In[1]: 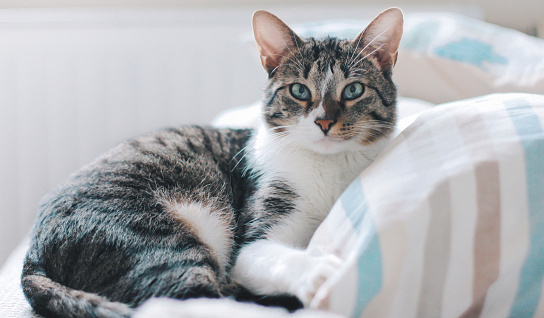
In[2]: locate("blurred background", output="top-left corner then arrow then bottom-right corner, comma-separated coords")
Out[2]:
0,0 -> 543,266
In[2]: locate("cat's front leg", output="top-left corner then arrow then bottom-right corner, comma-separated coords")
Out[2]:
231,239 -> 341,307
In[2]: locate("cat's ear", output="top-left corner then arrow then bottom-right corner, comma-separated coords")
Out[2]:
352,8 -> 403,71
252,10 -> 303,74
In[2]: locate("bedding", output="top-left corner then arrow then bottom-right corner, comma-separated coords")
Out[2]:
309,93 -> 544,317
0,240 -> 34,318
395,14 -> 544,103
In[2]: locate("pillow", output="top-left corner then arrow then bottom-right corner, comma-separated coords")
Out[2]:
309,93 -> 544,317
264,13 -> 544,104
395,14 -> 544,103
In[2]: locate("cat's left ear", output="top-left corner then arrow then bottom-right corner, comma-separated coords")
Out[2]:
253,10 -> 304,74
352,8 -> 403,71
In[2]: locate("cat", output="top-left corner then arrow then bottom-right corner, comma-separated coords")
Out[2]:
21,8 -> 403,318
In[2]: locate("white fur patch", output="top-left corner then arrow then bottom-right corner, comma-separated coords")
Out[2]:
231,239 -> 342,307
157,197 -> 233,276
134,297 -> 342,318
248,123 -> 391,247
234,120 -> 392,304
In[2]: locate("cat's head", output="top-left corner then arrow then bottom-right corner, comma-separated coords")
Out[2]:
253,8 -> 403,155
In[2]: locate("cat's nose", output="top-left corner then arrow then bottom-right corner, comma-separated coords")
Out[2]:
314,119 -> 336,134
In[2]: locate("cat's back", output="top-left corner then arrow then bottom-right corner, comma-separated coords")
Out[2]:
23,126 -> 254,312
37,126 -> 253,226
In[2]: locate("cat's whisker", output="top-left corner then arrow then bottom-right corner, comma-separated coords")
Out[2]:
268,132 -> 291,142
292,35 -> 307,74
274,137 -> 297,162
356,123 -> 396,131
259,132 -> 298,163
353,119 -> 396,127
277,36 -> 306,74
359,127 -> 389,140
232,144 -> 250,161
268,53 -> 305,74
268,125 -> 295,132
347,28 -> 389,69
351,43 -> 386,68
283,138 -> 299,158
231,144 -> 252,172
332,120 -> 395,142
270,62 -> 295,74
346,30 -> 365,70
347,27 -> 390,69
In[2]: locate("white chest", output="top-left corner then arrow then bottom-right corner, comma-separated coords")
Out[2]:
249,125 -> 388,247
286,150 -> 363,216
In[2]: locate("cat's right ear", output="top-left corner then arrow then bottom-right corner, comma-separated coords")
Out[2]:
252,11 -> 303,74
352,8 -> 403,71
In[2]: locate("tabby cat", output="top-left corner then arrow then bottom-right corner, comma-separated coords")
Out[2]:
22,8 -> 403,318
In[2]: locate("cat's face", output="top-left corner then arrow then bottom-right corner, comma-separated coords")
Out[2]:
253,9 -> 403,154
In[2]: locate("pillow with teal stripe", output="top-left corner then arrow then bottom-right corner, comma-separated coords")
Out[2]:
307,93 -> 544,317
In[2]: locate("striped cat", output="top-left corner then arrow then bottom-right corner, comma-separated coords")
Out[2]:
22,8 -> 403,318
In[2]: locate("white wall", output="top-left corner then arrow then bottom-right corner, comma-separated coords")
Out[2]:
0,0 -> 542,34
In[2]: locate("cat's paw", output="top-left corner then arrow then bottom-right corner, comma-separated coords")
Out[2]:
231,240 -> 342,308
289,251 -> 342,307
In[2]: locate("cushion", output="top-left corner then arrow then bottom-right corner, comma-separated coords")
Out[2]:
309,93 -> 544,317
395,14 -> 544,103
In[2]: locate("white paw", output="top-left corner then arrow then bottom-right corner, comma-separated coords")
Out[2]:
289,251 -> 342,307
231,240 -> 343,307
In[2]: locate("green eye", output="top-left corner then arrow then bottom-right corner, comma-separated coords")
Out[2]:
342,82 -> 365,100
290,83 -> 311,101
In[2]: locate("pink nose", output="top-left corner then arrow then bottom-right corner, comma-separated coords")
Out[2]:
314,119 -> 336,132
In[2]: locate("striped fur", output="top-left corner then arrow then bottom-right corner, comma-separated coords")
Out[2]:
23,127 -> 254,317
22,8 -> 403,317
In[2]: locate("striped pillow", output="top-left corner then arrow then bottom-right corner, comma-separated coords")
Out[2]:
309,93 -> 544,317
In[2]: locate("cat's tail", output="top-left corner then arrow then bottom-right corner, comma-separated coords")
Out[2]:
22,259 -> 133,318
